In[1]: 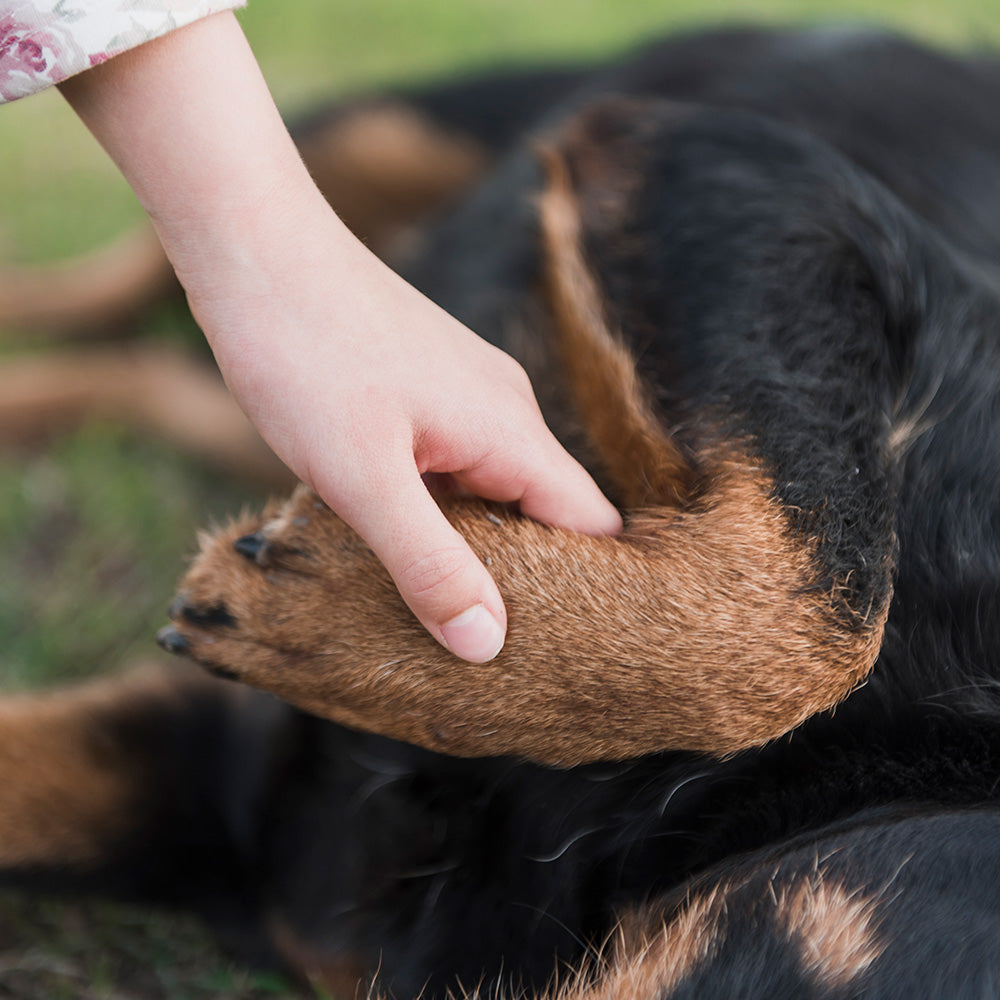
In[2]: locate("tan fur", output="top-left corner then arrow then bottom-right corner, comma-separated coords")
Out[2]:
0,665 -> 196,867
553,870 -> 884,1000
0,344 -> 291,488
536,144 -> 693,508
169,464 -> 885,765
581,888 -> 728,1000
297,104 -> 490,254
778,875 -> 885,988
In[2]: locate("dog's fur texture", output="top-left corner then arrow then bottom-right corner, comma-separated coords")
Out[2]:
7,25 -> 1000,998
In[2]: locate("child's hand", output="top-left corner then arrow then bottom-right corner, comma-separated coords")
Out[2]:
60,10 -> 621,663
187,197 -> 621,662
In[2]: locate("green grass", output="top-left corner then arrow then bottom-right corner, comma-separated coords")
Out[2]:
0,424 -> 248,690
0,891 -> 302,999
2,0 -> 1000,994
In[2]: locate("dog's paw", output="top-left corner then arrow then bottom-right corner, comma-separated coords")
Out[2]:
157,482 -> 655,765
158,485 -> 501,753
158,485 -> 405,672
158,484 -> 615,763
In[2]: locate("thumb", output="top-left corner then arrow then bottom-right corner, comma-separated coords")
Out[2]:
327,461 -> 507,664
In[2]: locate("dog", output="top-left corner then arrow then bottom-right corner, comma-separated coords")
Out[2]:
5,25 -> 1000,998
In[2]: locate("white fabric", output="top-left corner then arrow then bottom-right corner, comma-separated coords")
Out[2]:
0,0 -> 245,102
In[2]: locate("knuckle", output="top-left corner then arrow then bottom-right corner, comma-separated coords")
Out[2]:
397,545 -> 474,603
504,359 -> 535,397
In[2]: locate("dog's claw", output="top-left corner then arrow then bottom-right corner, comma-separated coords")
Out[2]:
168,593 -> 236,629
234,532 -> 269,564
157,625 -> 191,655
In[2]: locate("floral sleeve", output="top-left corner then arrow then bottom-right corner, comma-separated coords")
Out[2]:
0,0 -> 246,103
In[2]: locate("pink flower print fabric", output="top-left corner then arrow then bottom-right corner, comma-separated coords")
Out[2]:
0,1 -> 246,103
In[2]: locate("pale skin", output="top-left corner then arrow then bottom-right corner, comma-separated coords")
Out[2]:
58,11 -> 622,663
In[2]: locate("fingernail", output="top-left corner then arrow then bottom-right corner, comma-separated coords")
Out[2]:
440,604 -> 505,663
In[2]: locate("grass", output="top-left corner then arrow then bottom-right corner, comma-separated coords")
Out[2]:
0,893 -> 300,1000
2,0 -> 999,995
0,891 -> 301,999
0,424 -> 248,690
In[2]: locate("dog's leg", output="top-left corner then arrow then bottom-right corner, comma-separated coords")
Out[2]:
159,464 -> 885,766
0,663 -> 290,901
0,662 -> 298,967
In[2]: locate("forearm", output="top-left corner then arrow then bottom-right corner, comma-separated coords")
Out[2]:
58,11 -> 345,292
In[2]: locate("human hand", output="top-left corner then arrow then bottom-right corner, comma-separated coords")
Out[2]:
60,11 -> 621,663
179,188 -> 622,662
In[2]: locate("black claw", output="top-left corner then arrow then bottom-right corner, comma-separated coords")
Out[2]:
157,625 -> 191,655
234,531 -> 269,563
168,595 -> 237,629
182,603 -> 237,628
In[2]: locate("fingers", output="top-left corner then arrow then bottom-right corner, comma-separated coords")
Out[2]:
316,415 -> 617,666
515,435 -> 623,535
444,354 -> 622,535
455,417 -> 623,537
324,459 -> 508,664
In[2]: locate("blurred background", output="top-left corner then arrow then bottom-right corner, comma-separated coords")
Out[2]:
2,0 -> 999,995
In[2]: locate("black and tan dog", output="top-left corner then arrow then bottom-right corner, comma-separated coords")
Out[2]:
5,26 -> 1000,998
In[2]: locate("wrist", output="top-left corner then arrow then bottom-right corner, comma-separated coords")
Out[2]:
167,176 -> 381,379
152,160 -> 344,295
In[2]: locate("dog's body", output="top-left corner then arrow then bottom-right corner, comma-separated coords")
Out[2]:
5,26 -> 1000,998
